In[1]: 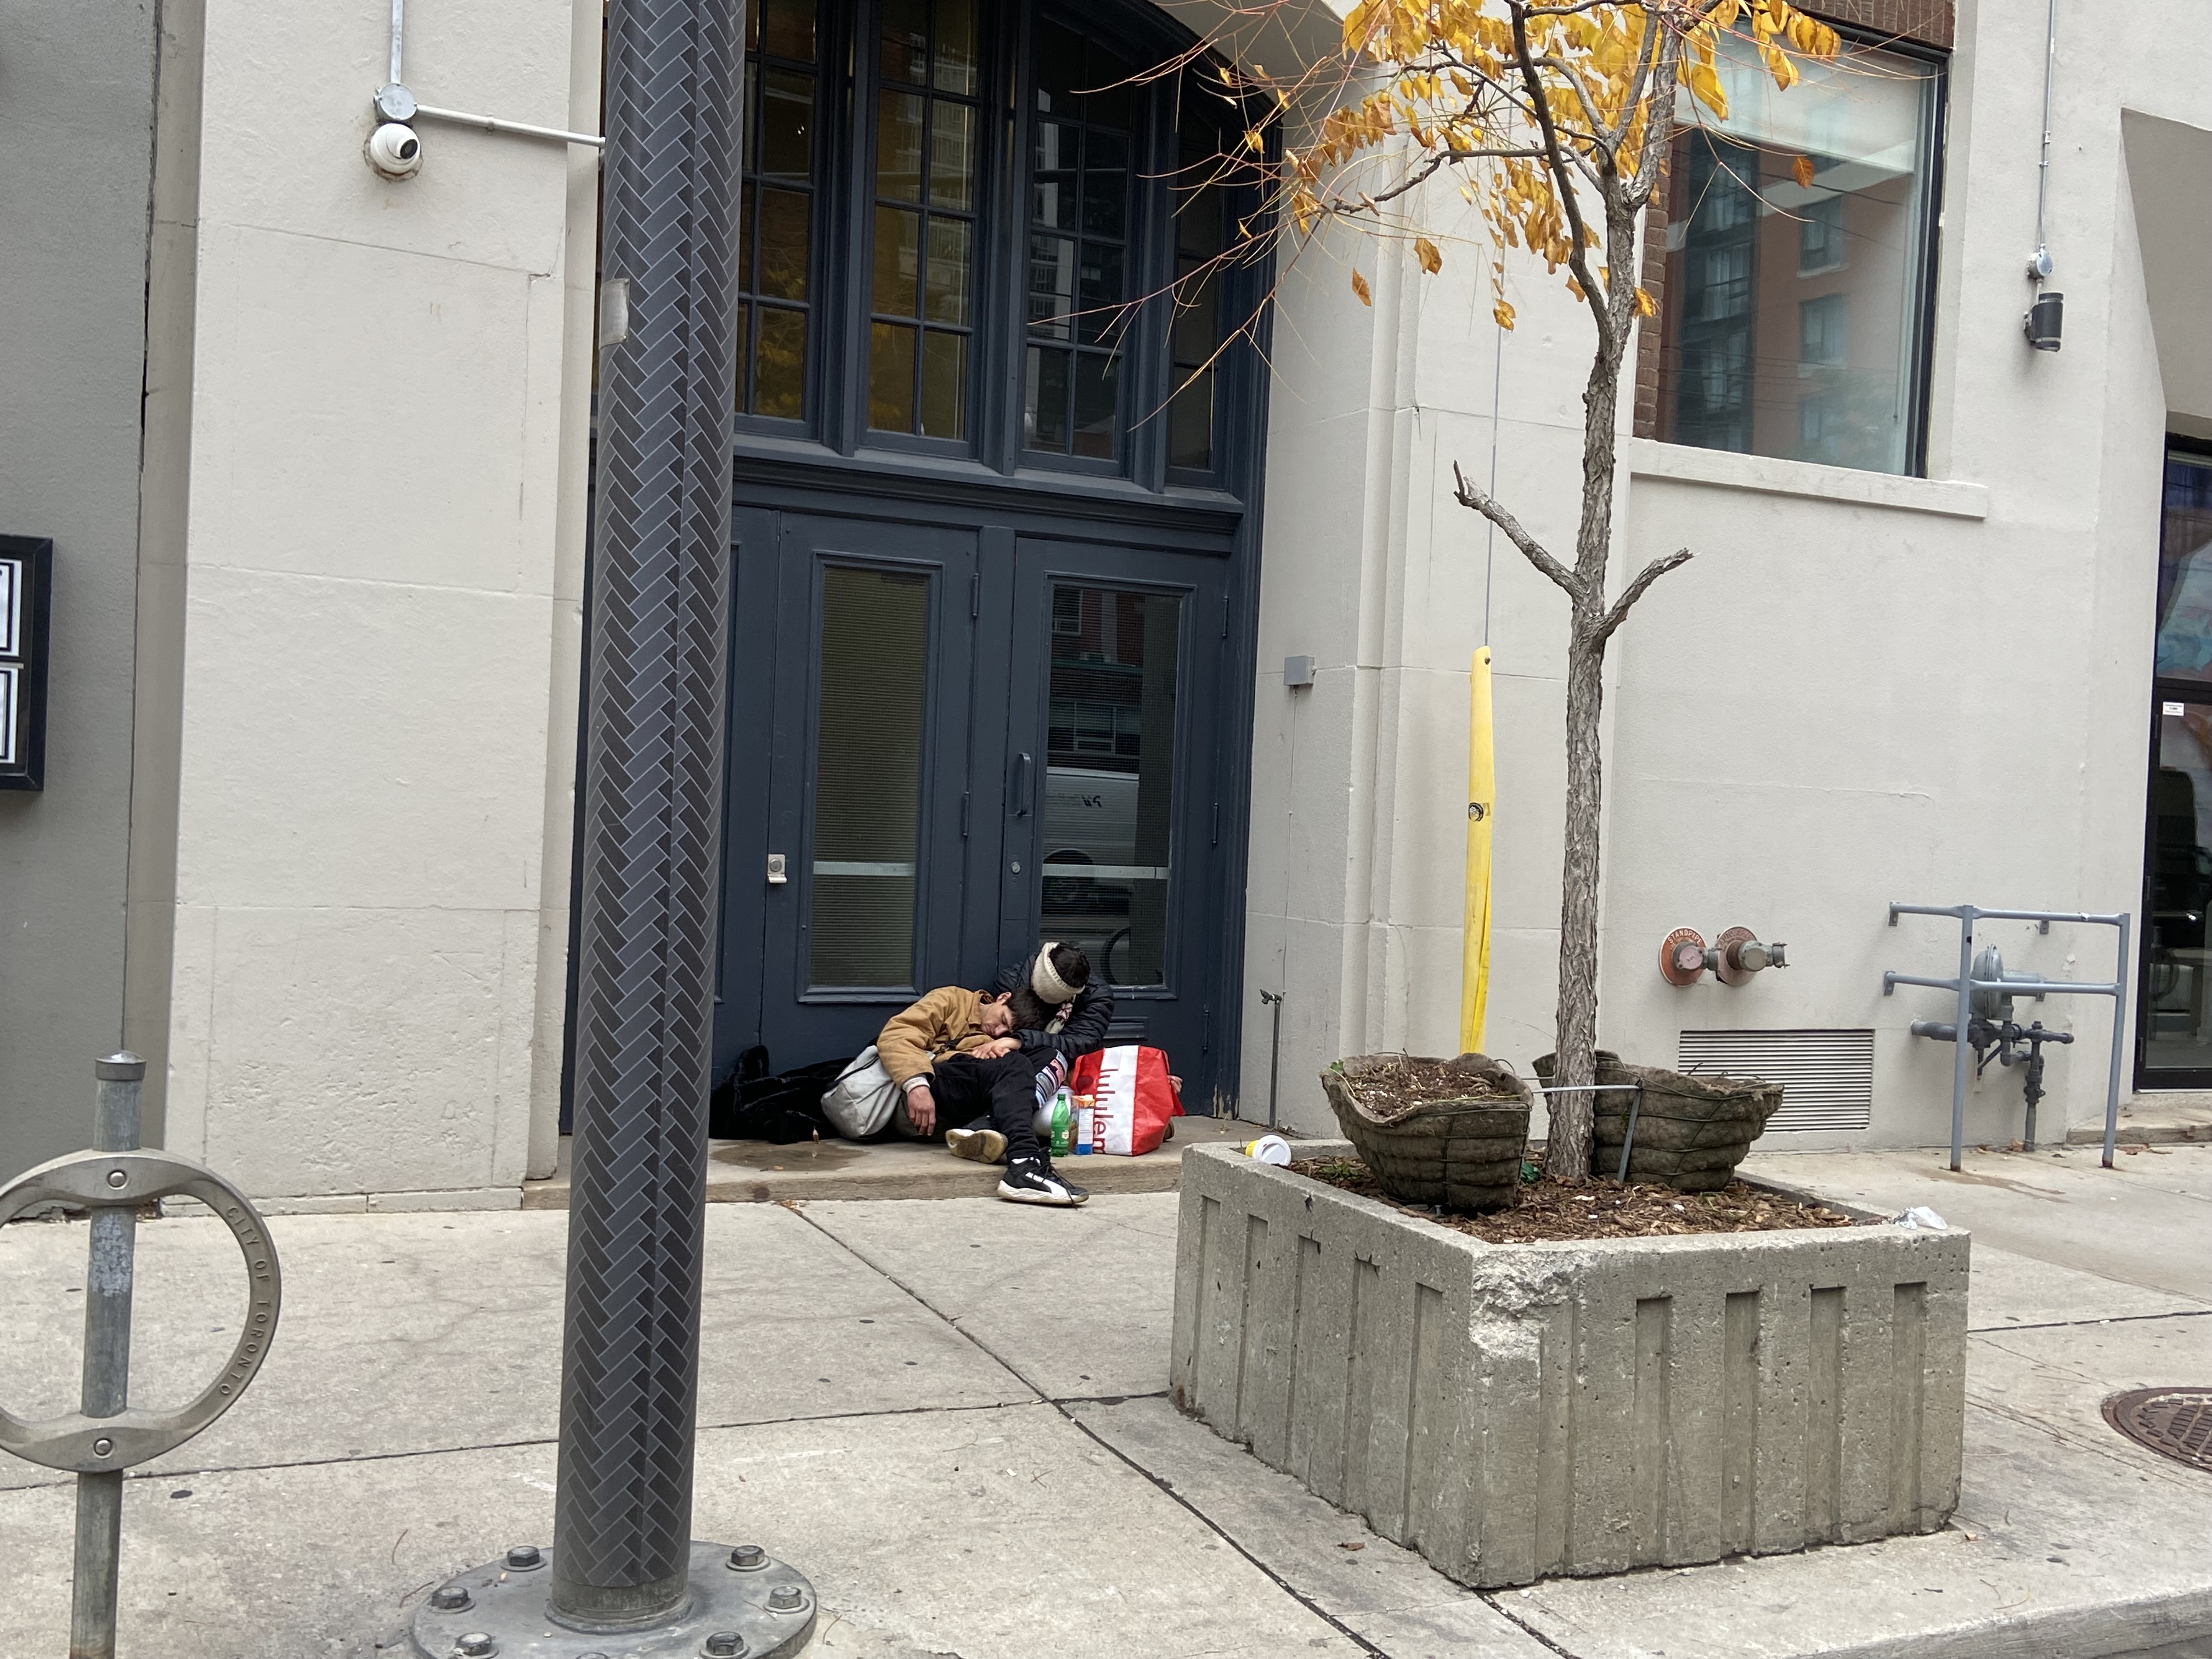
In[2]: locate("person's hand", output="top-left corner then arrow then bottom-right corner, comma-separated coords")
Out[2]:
974,1035 -> 1020,1059
905,1083 -> 936,1136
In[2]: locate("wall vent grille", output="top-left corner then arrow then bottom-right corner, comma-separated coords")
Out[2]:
1676,1028 -> 1875,1133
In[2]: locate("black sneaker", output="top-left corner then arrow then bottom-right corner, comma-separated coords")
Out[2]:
997,1156 -> 1088,1207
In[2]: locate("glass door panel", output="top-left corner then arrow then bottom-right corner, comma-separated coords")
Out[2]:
808,565 -> 930,986
1004,541 -> 1229,1103
1041,585 -> 1180,986
2146,697 -> 2212,1076
2142,447 -> 2212,1087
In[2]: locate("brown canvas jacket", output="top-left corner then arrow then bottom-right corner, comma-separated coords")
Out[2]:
875,986 -> 994,1091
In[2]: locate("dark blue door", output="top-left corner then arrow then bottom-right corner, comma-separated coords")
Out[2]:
715,506 -> 1235,1103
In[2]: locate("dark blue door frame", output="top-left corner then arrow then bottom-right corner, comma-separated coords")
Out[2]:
571,0 -> 1277,1128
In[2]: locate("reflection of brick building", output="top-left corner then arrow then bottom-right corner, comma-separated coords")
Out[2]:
1045,586 -> 1179,988
1651,31 -> 1936,474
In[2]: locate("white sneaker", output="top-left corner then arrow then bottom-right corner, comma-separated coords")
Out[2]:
946,1127 -> 1006,1165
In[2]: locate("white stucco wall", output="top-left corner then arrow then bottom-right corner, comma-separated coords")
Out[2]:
1243,0 -> 2211,1149
137,0 -> 596,1203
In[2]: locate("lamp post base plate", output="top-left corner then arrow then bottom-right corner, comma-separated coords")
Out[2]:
410,1541 -> 817,1658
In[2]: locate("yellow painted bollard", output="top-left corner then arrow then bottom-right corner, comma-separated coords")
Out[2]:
1461,648 -> 1494,1055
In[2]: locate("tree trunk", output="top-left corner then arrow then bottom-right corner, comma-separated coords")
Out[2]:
1545,620 -> 1607,1175
1542,210 -> 1635,1178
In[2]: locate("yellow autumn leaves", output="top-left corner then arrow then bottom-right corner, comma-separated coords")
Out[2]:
1259,0 -> 1842,326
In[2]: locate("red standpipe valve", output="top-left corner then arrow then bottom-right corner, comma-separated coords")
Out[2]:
1659,926 -> 1788,987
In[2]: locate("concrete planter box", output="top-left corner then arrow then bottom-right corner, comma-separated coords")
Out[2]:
1169,1142 -> 1967,1588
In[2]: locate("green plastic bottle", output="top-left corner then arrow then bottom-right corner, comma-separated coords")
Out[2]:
1049,1088 -> 1075,1158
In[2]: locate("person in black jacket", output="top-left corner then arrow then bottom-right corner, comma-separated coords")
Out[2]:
992,941 -> 1113,1064
939,943 -> 1114,1166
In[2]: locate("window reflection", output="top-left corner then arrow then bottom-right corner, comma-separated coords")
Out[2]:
2143,453 -> 2212,1080
1024,19 -> 1132,463
1655,31 -> 1939,475
1042,585 -> 1181,985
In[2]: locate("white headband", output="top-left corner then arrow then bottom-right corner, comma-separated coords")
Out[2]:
1031,943 -> 1077,1005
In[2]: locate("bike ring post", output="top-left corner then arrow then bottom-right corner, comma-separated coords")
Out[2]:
0,1052 -> 283,1658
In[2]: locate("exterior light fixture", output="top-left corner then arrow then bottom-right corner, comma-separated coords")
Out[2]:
2024,290 -> 2064,352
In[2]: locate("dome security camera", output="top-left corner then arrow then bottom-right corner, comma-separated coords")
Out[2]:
366,122 -> 422,179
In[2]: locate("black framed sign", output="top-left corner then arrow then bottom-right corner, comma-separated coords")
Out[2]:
0,534 -> 52,791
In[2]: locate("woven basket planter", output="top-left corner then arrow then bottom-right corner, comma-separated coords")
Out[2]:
1320,1053 -> 1532,1213
1533,1050 -> 1781,1190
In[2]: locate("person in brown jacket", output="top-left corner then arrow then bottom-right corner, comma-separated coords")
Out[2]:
875,985 -> 1088,1207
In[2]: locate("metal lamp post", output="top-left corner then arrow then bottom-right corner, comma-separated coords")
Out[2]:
409,0 -> 817,1650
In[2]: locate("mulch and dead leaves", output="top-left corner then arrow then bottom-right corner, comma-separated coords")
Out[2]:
1339,1057 -> 1517,1114
1288,1156 -> 1851,1243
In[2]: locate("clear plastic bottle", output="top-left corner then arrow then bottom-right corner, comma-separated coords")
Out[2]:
1074,1093 -> 1095,1155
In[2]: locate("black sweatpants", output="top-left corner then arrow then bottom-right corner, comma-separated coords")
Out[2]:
926,1047 -> 1054,1163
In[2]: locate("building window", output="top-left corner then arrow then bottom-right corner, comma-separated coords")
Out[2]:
724,0 -> 1262,484
737,0 -> 821,421
1652,29 -> 1942,476
1024,20 -> 1138,462
867,0 -> 983,440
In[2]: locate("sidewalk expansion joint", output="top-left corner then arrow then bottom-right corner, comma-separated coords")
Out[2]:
1971,1307 -> 2212,1335
0,1398 -> 1036,1496
788,1208 -> 1396,1658
1476,1593 -> 1585,1659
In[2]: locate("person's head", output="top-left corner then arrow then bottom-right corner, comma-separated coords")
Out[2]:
1031,942 -> 1091,1005
978,992 -> 1015,1037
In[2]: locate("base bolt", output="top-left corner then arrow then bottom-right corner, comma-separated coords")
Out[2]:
92,1438 -> 112,1458
727,1543 -> 766,1571
106,1170 -> 128,1188
504,1543 -> 543,1571
455,1636 -> 497,1658
766,1584 -> 806,1613
703,1635 -> 746,1658
428,1584 -> 472,1612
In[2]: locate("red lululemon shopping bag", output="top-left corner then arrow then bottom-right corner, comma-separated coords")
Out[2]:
1066,1044 -> 1183,1155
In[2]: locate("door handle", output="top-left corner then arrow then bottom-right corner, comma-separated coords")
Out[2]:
1010,752 -> 1032,817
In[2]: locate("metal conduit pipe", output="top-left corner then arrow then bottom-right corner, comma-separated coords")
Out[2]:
374,0 -> 605,156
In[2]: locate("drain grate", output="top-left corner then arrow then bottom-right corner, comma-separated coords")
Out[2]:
2103,1388 -> 2212,1471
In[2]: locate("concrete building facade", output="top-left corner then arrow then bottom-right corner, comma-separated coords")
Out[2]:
5,0 -> 2208,1204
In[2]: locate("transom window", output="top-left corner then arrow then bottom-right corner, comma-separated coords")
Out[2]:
732,0 -> 1259,488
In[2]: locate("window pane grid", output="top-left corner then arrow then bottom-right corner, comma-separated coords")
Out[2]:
1024,20 -> 1133,461
868,0 -> 981,441
737,0 -> 820,422
1168,115 -> 1230,472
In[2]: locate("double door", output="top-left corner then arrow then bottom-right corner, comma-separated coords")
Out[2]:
716,503 -> 1234,1105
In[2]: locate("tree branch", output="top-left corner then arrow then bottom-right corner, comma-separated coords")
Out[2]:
1624,20 -> 1681,210
1588,547 -> 1691,644
1509,3 -> 1615,357
1454,462 -> 1585,600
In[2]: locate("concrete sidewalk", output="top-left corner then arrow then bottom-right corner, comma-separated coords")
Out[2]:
0,1145 -> 2207,1658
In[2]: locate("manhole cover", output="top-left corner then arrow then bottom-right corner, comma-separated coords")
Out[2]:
2103,1388 -> 2212,1471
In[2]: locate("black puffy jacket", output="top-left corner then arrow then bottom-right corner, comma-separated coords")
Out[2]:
991,956 -> 1115,1063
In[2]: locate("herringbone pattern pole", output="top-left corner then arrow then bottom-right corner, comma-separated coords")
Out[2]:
552,0 -> 743,1628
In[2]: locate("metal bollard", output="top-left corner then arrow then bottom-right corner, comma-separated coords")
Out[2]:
70,1054 -> 142,1659
0,1053 -> 283,1658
